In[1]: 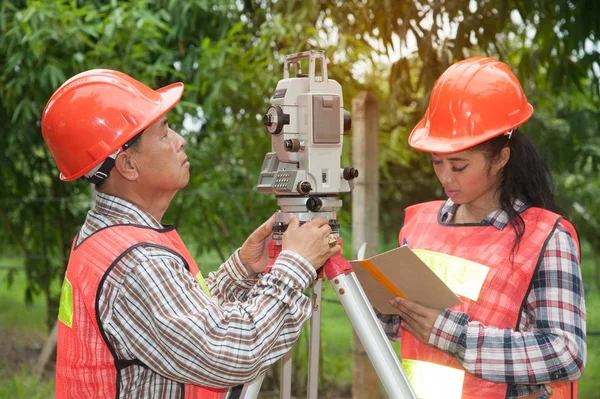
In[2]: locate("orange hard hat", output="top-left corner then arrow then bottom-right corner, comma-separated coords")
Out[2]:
41,69 -> 183,181
408,56 -> 533,154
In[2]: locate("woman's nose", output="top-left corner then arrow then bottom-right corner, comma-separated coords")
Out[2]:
441,169 -> 454,183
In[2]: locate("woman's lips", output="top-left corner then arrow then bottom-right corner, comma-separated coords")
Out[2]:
445,189 -> 458,198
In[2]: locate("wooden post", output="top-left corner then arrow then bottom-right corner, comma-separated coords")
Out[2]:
34,320 -> 58,376
351,91 -> 380,399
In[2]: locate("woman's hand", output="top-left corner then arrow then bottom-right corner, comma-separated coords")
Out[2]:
390,297 -> 443,344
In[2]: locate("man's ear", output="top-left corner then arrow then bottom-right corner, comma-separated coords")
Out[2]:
113,151 -> 139,181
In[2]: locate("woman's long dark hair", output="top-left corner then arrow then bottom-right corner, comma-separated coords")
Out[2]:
472,128 -> 564,253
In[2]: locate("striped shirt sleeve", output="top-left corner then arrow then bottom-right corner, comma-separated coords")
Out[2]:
203,249 -> 261,303
104,248 -> 316,387
429,226 -> 587,385
376,310 -> 402,342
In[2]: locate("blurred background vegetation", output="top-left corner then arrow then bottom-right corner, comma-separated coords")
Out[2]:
0,0 -> 598,397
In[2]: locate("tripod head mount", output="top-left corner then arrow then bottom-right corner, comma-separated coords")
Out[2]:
257,50 -> 357,225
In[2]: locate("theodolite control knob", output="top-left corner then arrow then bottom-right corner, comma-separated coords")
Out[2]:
297,180 -> 312,194
343,167 -> 359,180
328,219 -> 340,231
305,196 -> 323,212
272,222 -> 288,232
343,108 -> 352,133
284,139 -> 302,152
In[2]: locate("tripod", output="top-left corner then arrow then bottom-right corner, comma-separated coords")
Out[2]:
233,216 -> 417,399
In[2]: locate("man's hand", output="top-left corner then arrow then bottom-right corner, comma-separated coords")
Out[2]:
239,214 -> 277,274
390,297 -> 443,344
283,215 -> 340,270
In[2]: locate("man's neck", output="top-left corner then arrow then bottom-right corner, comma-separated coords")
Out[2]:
99,186 -> 175,223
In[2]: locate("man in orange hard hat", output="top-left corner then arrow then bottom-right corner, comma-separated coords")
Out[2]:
42,70 -> 341,398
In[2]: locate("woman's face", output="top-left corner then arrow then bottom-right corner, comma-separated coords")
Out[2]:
431,148 -> 509,205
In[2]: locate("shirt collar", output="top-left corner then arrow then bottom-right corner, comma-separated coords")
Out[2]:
92,192 -> 164,229
439,198 -> 529,230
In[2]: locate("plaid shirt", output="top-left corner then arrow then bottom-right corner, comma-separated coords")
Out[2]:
379,199 -> 586,398
78,192 -> 316,398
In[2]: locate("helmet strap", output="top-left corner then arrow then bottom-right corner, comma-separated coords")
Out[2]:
86,157 -> 116,185
84,150 -> 120,185
82,130 -> 143,185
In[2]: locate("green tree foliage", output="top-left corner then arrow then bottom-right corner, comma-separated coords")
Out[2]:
1,0 -> 599,328
0,0 -> 277,325
316,0 -> 600,242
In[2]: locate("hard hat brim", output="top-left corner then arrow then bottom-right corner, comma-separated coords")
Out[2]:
408,119 -> 503,154
408,103 -> 533,154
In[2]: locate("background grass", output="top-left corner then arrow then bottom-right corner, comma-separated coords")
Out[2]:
0,241 -> 597,398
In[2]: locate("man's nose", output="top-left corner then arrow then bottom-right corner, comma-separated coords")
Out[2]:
172,129 -> 186,148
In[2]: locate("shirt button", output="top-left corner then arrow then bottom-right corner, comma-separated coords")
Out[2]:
551,371 -> 562,380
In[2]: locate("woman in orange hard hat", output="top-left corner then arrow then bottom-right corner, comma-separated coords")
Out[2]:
379,57 -> 586,399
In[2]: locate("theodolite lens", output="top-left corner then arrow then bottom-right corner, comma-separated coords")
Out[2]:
264,105 -> 290,135
263,114 -> 272,126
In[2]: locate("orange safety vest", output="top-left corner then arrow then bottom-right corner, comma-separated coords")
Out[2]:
399,201 -> 579,399
55,224 -> 226,399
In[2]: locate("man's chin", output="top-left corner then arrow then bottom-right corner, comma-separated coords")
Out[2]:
181,176 -> 190,188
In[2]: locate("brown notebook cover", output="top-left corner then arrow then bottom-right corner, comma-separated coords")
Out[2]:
351,245 -> 462,315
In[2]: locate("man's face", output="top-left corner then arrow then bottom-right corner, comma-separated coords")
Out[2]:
132,116 -> 190,193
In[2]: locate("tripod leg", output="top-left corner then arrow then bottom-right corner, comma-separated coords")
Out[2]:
227,374 -> 265,399
307,278 -> 323,399
324,255 -> 417,399
280,351 -> 293,398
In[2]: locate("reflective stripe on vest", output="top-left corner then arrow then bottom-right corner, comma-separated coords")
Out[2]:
58,276 -> 73,328
196,272 -> 211,296
399,201 -> 579,399
402,250 -> 488,399
55,224 -> 225,399
412,249 -> 489,301
402,359 -> 464,399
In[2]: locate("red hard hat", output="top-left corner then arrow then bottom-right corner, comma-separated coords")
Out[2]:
41,69 -> 183,181
408,57 -> 533,154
